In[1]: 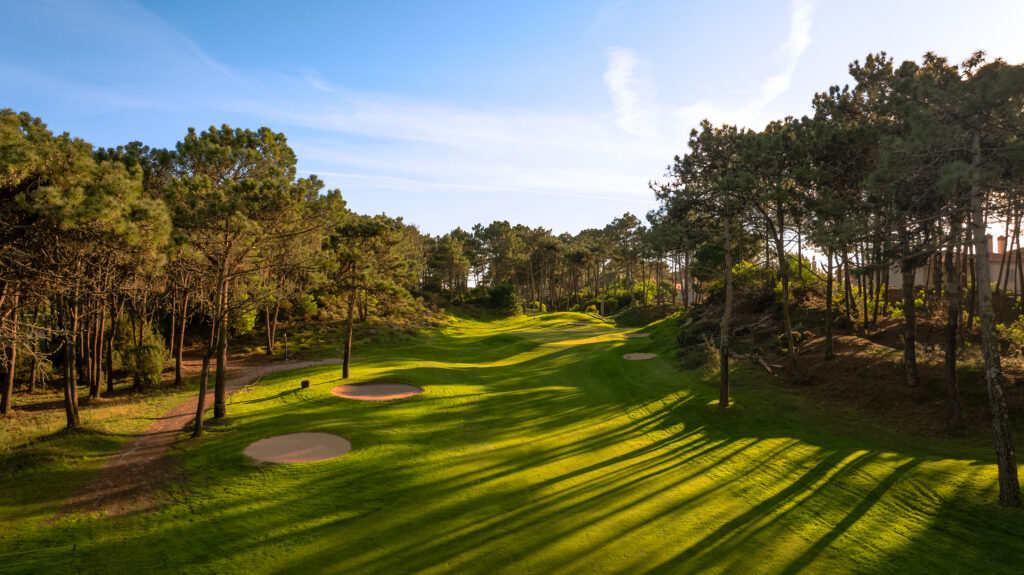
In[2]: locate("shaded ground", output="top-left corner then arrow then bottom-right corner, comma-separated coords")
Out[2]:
52,358 -> 342,519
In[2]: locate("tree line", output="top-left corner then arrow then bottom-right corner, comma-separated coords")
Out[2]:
422,213 -> 697,315
650,51 -> 1024,506
0,116 -> 426,437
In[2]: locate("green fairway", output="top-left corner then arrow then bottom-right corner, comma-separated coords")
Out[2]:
4,312 -> 1023,574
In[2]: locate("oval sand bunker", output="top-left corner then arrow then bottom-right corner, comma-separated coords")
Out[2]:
623,333 -> 651,338
244,432 -> 351,464
331,383 -> 424,401
623,352 -> 657,360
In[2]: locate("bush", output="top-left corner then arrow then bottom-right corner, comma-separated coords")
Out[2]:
678,334 -> 718,371
487,282 -> 522,316
112,317 -> 169,388
585,304 -> 598,314
123,343 -> 169,389
290,293 -> 319,320
998,315 -> 1024,357
578,295 -> 619,316
230,307 -> 257,336
776,330 -> 816,350
890,296 -> 925,318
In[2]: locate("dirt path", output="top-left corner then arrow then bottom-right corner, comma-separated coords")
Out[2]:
52,358 -> 343,520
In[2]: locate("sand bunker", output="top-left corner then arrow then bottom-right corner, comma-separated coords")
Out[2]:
331,383 -> 424,401
623,352 -> 657,360
244,432 -> 351,464
623,333 -> 651,338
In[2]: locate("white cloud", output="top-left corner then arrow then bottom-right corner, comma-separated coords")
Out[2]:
603,47 -> 658,137
674,0 -> 815,131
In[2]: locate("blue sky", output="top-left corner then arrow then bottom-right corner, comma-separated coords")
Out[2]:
2,0 -> 1023,236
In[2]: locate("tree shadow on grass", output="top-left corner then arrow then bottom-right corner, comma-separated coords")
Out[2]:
13,320 -> 1024,574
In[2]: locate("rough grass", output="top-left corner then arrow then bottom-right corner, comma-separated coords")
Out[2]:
2,311 -> 1023,573
0,380 -> 200,541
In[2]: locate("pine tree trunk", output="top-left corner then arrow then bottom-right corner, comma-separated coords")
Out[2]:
269,300 -> 280,354
871,269 -> 880,328
169,292 -> 177,359
943,243 -> 963,430
192,321 -> 218,438
264,306 -> 274,355
797,227 -> 803,279
344,263 -> 356,379
771,212 -> 796,367
64,333 -> 80,428
29,305 -> 40,394
1,294 -> 18,414
81,318 -> 93,394
860,248 -> 869,330
63,299 -> 81,428
105,322 -> 115,394
967,236 -> 977,330
970,132 -> 1021,506
106,299 -> 121,394
825,251 -> 834,360
997,218 -> 1011,292
1016,230 -> 1024,298
901,263 -> 920,387
92,310 -> 104,397
86,317 -> 97,398
213,279 -> 228,419
174,292 -> 188,387
720,225 -> 733,409
843,253 -> 854,323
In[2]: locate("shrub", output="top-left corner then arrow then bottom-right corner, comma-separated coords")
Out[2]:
487,282 -> 522,316
776,330 -> 816,350
290,293 -> 319,320
123,343 -> 169,389
578,296 -> 619,315
890,296 -> 925,318
998,315 -> 1024,357
230,307 -> 257,336
678,334 -> 719,371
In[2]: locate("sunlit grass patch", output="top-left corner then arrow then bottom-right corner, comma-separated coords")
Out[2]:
2,315 -> 1022,574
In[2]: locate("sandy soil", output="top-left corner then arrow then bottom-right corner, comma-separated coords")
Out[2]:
623,352 -> 657,360
52,357 -> 343,520
331,383 -> 424,401
244,432 -> 351,464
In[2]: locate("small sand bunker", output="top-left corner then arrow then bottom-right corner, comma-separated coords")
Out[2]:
331,383 -> 424,401
244,432 -> 351,464
623,352 -> 657,360
623,333 -> 651,338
